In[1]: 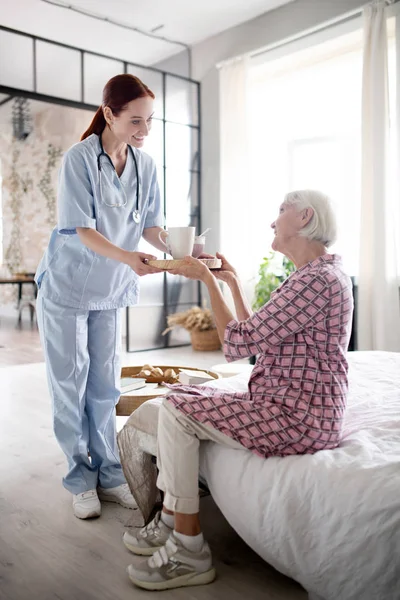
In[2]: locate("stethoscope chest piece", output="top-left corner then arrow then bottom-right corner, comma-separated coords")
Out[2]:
132,210 -> 141,224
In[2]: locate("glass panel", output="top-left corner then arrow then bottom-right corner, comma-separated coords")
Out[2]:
127,65 -> 163,120
136,269 -> 164,304
165,170 -> 198,229
165,303 -> 195,347
165,75 -> 198,125
156,164 -> 166,222
187,171 -> 199,229
0,157 -> 3,266
165,169 -> 190,227
166,275 -> 198,305
165,123 -> 199,171
144,118 -> 164,167
126,305 -> 165,351
36,41 -> 80,101
150,163 -> 165,225
84,54 -> 124,105
0,31 -> 33,91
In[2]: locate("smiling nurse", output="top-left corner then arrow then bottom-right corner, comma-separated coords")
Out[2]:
35,74 -> 166,519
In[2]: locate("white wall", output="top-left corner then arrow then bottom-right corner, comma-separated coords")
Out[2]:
154,51 -> 191,78
0,0 -> 183,66
156,0 -> 367,260
191,0 -> 366,79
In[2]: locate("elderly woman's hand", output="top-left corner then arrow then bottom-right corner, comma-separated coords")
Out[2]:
212,252 -> 238,285
196,252 -> 215,259
169,255 -> 211,282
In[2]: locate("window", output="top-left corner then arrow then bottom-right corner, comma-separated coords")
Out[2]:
249,20 -> 397,276
0,158 -> 3,266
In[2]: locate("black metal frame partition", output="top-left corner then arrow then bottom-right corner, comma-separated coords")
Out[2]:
0,25 -> 202,352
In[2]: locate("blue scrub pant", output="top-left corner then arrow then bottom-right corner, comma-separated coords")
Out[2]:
36,294 -> 126,494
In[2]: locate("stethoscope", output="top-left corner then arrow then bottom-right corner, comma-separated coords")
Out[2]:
97,133 -> 141,224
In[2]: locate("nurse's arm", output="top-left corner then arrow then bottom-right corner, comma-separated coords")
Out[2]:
76,227 -> 162,276
142,226 -> 169,253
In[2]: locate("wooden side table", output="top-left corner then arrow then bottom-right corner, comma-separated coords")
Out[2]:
0,276 -> 37,323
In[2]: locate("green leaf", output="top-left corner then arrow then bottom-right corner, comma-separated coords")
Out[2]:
252,251 -> 295,311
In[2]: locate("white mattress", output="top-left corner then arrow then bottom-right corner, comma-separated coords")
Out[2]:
122,351 -> 400,600
199,352 -> 400,600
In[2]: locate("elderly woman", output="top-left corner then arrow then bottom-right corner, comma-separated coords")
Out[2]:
125,190 -> 353,591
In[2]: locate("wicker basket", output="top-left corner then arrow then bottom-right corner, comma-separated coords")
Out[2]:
190,328 -> 221,351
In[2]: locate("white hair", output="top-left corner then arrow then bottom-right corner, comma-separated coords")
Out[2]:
283,189 -> 337,248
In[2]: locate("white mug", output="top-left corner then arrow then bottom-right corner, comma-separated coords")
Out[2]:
159,227 -> 195,259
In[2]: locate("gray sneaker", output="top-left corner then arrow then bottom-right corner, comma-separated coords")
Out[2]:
123,511 -> 172,556
126,533 -> 216,591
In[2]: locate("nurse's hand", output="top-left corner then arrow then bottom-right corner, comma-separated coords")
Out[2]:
125,252 -> 164,276
169,255 -> 210,282
212,252 -> 238,285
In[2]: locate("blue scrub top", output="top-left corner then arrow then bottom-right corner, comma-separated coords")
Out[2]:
35,134 -> 163,310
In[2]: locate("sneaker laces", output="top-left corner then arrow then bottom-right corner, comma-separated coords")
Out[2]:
149,537 -> 178,568
77,490 -> 97,501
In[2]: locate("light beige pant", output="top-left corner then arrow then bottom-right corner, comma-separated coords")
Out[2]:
156,399 -> 243,514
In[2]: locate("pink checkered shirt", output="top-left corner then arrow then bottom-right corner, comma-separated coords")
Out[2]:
167,255 -> 354,458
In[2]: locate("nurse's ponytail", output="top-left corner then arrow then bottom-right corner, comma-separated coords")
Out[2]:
81,106 -> 106,140
80,74 -> 155,141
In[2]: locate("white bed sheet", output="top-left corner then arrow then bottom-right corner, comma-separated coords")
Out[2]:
121,351 -> 400,600
199,351 -> 400,600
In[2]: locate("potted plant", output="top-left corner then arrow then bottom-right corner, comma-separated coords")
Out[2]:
163,306 -> 221,351
252,252 -> 295,311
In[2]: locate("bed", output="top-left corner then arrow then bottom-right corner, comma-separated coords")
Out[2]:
117,351 -> 400,600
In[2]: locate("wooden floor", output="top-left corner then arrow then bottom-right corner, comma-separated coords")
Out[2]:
0,313 -> 43,366
0,311 -> 227,369
0,315 -> 307,600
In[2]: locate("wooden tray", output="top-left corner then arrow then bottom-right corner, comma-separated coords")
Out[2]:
148,258 -> 222,270
116,365 -> 220,416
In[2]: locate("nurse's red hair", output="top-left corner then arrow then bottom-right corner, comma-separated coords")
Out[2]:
80,74 -> 155,140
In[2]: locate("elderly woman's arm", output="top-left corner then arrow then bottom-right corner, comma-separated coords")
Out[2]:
225,276 -> 253,321
202,271 -> 236,342
168,256 -> 235,343
223,271 -> 333,361
211,253 -> 253,320
169,257 -> 335,362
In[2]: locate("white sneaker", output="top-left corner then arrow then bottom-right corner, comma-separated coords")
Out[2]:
98,483 -> 137,509
72,489 -> 101,519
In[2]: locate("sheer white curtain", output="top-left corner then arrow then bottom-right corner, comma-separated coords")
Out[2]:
219,58 -> 254,304
358,0 -> 400,351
